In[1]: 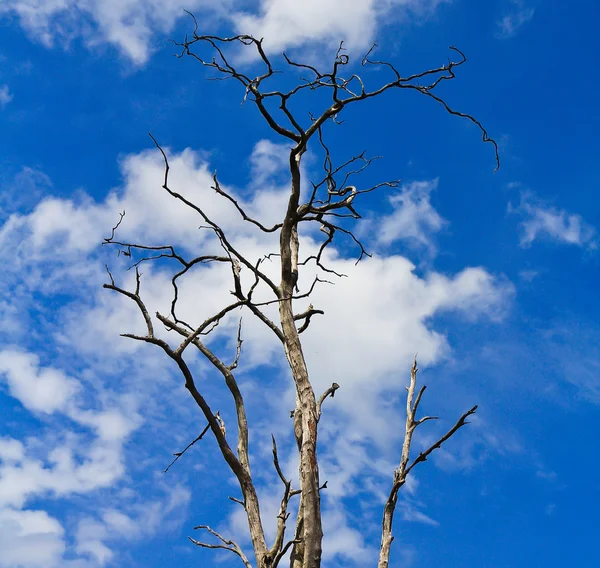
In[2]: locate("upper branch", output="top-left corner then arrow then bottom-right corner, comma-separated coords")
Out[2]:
104,266 -> 154,336
177,27 -> 499,169
212,173 -> 283,233
175,30 -> 302,142
314,44 -> 499,170
148,134 -> 280,296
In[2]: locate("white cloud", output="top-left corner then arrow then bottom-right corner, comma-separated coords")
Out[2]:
0,349 -> 139,440
75,484 -> 190,565
71,408 -> 139,442
0,167 -> 52,219
509,192 -> 597,249
297,256 -> 513,446
226,485 -> 376,565
366,178 -> 447,255
0,0 -> 449,65
0,484 -> 189,567
0,349 -> 80,414
0,84 -> 13,108
249,139 -> 290,188
0,438 -> 25,463
496,0 -> 535,39
0,141 -> 514,567
0,349 -> 138,520
26,196 -> 114,254
0,508 -> 67,568
0,436 -> 125,509
0,144 -> 514,437
12,147 -> 275,255
321,506 -> 375,563
0,0 -> 230,65
400,504 -> 439,526
75,517 -> 115,565
234,0 -> 449,55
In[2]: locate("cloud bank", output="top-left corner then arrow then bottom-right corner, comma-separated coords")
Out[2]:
0,0 -> 448,64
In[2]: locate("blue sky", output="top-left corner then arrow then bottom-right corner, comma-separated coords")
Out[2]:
0,0 -> 599,566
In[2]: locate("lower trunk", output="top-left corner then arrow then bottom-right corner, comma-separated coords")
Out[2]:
279,298 -> 323,568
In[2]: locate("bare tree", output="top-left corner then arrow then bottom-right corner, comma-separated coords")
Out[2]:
103,22 -> 496,568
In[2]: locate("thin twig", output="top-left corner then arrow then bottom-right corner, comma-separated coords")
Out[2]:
163,423 -> 211,473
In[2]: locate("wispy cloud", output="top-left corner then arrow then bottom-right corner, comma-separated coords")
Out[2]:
509,191 -> 597,250
496,0 -> 535,39
0,0 -> 231,65
0,167 -> 52,218
543,321 -> 600,404
0,84 -> 12,108
401,505 -> 439,526
519,269 -> 539,282
75,484 -> 190,565
364,178 -> 447,257
536,468 -> 557,482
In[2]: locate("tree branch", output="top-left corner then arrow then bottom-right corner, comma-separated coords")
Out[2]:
294,304 -> 325,334
316,383 -> 340,422
267,435 -> 294,564
190,525 -> 253,568
103,272 -> 269,565
212,173 -> 283,233
163,422 -> 211,473
148,133 -> 280,295
378,357 -> 477,568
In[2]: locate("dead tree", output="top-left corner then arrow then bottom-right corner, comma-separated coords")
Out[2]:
103,22 -> 496,568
